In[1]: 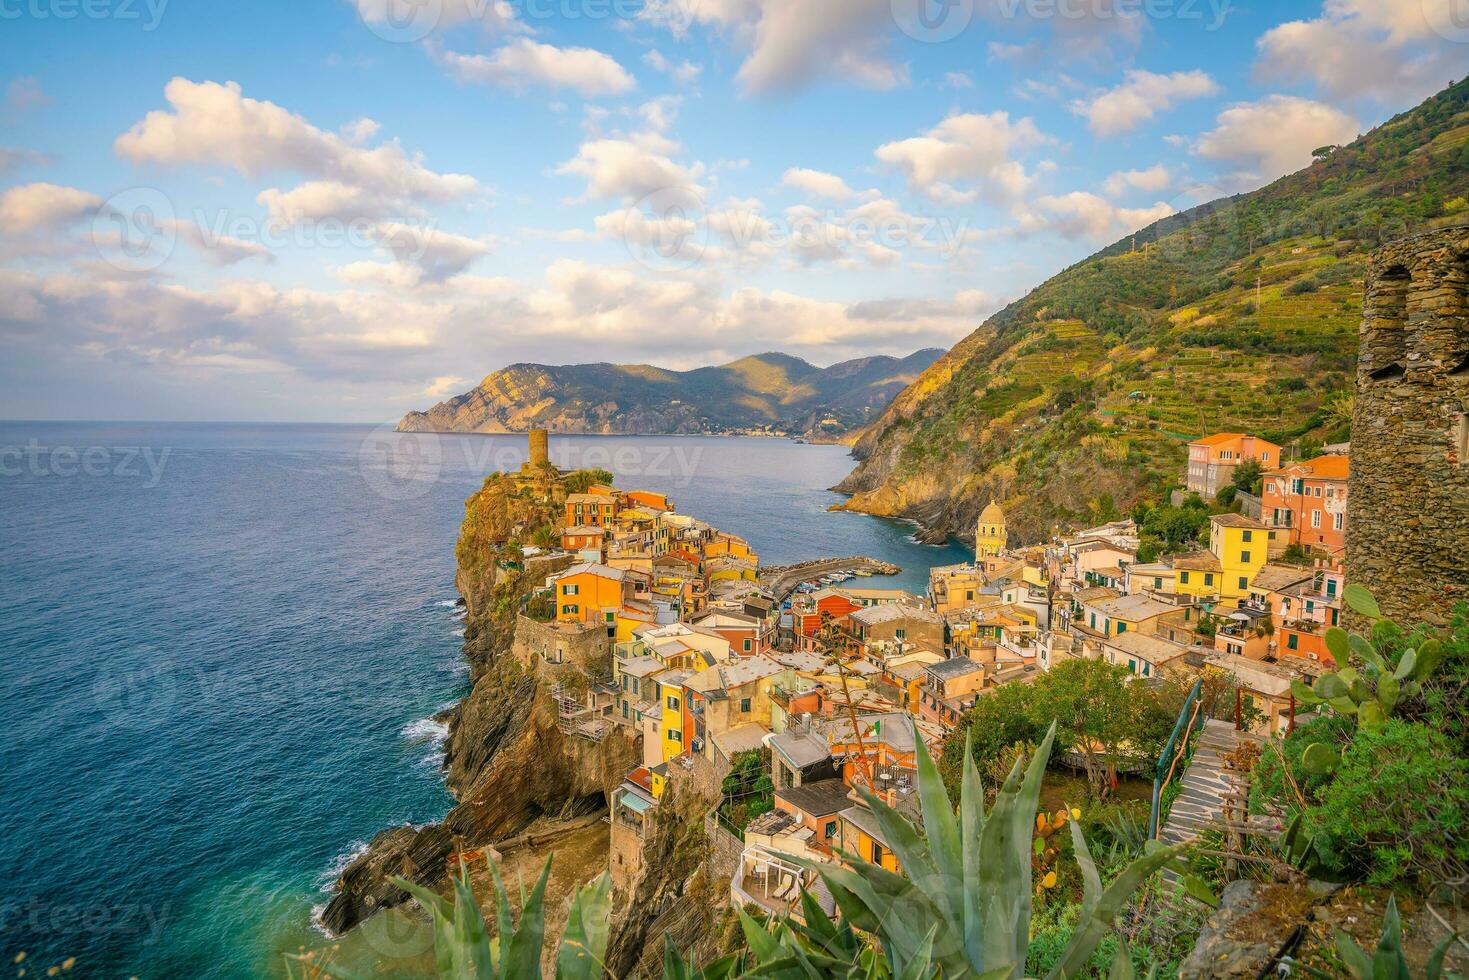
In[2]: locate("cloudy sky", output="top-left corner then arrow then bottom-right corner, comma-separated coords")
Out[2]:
1,0 -> 1465,421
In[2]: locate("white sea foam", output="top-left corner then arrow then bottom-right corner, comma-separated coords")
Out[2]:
452,627 -> 465,638
403,714 -> 450,771
317,839 -> 370,890
434,599 -> 458,608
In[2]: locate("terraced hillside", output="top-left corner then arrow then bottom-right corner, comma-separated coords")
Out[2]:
838,77 -> 1469,544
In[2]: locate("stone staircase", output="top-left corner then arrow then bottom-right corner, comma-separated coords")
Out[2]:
1159,719 -> 1240,848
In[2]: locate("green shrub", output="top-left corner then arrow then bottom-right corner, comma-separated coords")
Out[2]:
1304,719 -> 1469,885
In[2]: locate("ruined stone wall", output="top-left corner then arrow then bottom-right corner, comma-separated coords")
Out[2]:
1347,229 -> 1469,627
512,614 -> 612,669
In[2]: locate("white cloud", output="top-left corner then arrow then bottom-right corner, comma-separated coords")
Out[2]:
256,181 -> 396,224
348,0 -> 522,36
340,117 -> 381,144
1256,0 -> 1469,104
875,111 -> 1049,206
1103,165 -> 1172,198
172,220 -> 276,266
0,183 -> 101,234
7,76 -> 51,111
1196,96 -> 1360,185
781,168 -> 862,202
1017,191 -> 1174,243
643,50 -> 703,84
942,72 -> 974,90
1073,69 -> 1219,138
0,147 -> 51,174
434,39 -> 636,97
555,137 -> 705,201
371,222 -> 492,281
115,79 -> 478,207
644,0 -> 904,95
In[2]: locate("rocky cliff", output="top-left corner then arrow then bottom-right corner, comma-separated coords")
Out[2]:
397,350 -> 943,442
837,78 -> 1469,546
321,469 -> 638,935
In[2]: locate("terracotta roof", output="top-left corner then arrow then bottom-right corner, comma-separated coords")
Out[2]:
1189,432 -> 1246,447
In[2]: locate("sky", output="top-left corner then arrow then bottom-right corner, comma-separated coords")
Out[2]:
1,0 -> 1466,422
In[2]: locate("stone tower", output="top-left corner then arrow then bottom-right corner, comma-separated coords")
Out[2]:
976,500 -> 1008,560
1346,228 -> 1469,627
528,428 -> 550,468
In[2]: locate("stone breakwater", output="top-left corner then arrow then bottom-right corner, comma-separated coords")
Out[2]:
758,556 -> 903,600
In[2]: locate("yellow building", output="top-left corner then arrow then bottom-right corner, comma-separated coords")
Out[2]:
658,672 -> 688,762
975,500 -> 1007,560
1208,514 -> 1271,601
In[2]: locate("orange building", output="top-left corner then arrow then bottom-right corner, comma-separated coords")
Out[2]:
565,492 -> 618,527
624,489 -> 673,512
1261,455 -> 1349,557
554,563 -> 636,626
1186,433 -> 1282,498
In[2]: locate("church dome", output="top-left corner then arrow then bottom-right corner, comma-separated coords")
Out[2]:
980,500 -> 1005,525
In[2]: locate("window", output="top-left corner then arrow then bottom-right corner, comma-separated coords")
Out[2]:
605,611 -> 616,622
1089,612 -> 1097,628
667,729 -> 681,742
621,701 -> 629,719
562,583 -> 579,596
740,697 -> 751,713
1117,622 -> 1128,634
1326,578 -> 1338,597
1292,478 -> 1304,494
1241,551 -> 1251,563
1205,574 -> 1214,586
895,628 -> 906,640
561,604 -> 579,615
1242,530 -> 1253,543
1128,658 -> 1136,672
666,695 -> 679,711
1143,663 -> 1151,677
1312,511 -> 1322,529
1261,451 -> 1270,462
1155,577 -> 1163,589
1333,513 -> 1344,531
1180,571 -> 1190,585
742,638 -> 752,652
1287,633 -> 1299,650
824,820 -> 838,839
1239,577 -> 1248,590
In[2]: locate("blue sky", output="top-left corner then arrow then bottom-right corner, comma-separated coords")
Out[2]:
1,0 -> 1465,420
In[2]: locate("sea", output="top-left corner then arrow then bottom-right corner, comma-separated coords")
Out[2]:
0,422 -> 971,978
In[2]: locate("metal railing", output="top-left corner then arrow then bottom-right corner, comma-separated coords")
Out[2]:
1149,677 -> 1204,839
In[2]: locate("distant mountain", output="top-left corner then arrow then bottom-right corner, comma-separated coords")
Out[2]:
397,349 -> 946,441
836,77 -> 1469,544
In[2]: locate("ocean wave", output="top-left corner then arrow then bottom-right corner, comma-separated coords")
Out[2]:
401,716 -> 449,743
451,627 -> 465,638
316,839 -> 370,891
434,599 -> 458,608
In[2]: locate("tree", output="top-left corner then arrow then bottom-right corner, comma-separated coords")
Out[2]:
1231,458 -> 1263,496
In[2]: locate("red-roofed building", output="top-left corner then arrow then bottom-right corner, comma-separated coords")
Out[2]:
1261,455 -> 1350,556
1187,433 -> 1282,498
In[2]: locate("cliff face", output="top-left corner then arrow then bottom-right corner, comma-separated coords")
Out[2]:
397,350 -> 944,441
322,469 -> 638,935
837,78 -> 1469,546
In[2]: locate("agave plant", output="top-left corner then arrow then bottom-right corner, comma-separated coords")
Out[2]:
1291,585 -> 1444,775
772,720 -> 1181,979
286,856 -> 612,980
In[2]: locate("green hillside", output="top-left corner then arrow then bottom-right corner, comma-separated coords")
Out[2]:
838,77 -> 1469,543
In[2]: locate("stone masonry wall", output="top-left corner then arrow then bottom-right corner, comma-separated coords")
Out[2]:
512,614 -> 612,669
1347,228 -> 1469,627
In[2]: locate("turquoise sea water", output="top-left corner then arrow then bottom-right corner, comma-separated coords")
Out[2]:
0,423 -> 970,977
